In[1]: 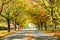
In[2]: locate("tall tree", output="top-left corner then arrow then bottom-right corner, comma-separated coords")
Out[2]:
0,0 -> 14,32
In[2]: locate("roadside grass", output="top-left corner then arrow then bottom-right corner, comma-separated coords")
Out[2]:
37,29 -> 60,38
39,29 -> 60,38
0,30 -> 19,38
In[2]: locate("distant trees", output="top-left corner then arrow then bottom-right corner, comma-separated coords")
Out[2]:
34,0 -> 60,30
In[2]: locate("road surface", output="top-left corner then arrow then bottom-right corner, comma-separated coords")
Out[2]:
1,30 -> 58,40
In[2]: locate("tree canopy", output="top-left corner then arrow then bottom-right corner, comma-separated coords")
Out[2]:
0,0 -> 60,32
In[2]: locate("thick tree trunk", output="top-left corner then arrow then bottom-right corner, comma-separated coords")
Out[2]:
7,20 -> 10,32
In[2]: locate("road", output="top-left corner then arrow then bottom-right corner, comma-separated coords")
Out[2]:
1,30 -> 58,40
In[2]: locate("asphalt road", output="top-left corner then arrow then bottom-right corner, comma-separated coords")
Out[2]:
1,30 -> 58,40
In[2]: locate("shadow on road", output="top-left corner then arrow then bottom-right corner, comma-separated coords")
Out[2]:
1,30 -> 59,40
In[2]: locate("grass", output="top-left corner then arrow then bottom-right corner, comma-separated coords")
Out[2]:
0,30 -> 19,38
42,30 -> 60,38
40,29 -> 60,38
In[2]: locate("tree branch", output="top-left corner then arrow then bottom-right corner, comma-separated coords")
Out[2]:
0,0 -> 12,17
0,14 -> 7,19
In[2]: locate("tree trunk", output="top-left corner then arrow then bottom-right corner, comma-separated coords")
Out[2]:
53,23 -> 56,29
7,20 -> 10,32
14,20 -> 16,31
50,6 -> 56,29
51,7 -> 53,19
44,22 -> 47,30
40,23 -> 43,30
37,23 -> 40,30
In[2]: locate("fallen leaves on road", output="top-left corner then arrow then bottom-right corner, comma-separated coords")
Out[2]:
27,30 -> 32,40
